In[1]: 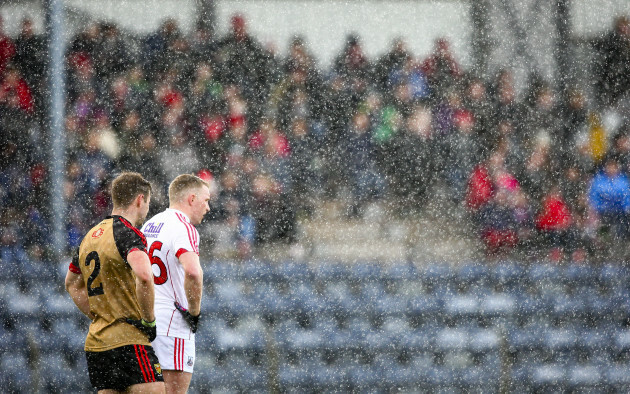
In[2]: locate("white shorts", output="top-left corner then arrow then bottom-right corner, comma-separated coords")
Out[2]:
152,335 -> 196,373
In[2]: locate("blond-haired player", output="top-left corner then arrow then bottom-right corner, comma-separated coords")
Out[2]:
141,174 -> 211,393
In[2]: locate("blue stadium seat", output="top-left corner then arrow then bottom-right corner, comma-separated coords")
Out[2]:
290,282 -> 327,316
527,263 -> 563,293
542,328 -> 580,363
551,293 -> 590,324
281,324 -> 325,353
240,259 -> 276,283
203,261 -> 240,283
456,264 -> 490,291
564,264 -> 597,288
407,293 -> 442,323
45,292 -> 77,319
399,327 -> 434,353
374,293 -> 408,317
308,358 -> 347,389
0,352 -> 31,391
468,328 -> 500,355
479,292 -> 516,324
604,364 -> 630,390
224,354 -> 268,390
349,261 -> 382,283
215,280 -> 259,316
347,363 -> 384,389
278,363 -> 311,388
313,263 -> 349,283
212,317 -> 265,353
254,283 -> 293,317
421,264 -> 455,295
39,352 -> 89,392
321,281 -> 361,317
193,362 -> 231,390
491,262 -> 525,292
530,363 -> 566,390
598,263 -> 629,290
277,261 -> 311,284
566,364 -> 603,390
382,262 -> 419,282
515,293 -> 551,324
435,328 -> 469,353
444,294 -> 480,323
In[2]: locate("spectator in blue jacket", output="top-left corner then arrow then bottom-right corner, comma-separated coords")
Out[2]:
589,157 -> 630,238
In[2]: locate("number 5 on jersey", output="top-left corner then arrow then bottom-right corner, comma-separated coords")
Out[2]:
148,241 -> 168,285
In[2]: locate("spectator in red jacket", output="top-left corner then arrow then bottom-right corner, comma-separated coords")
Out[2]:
0,66 -> 34,113
0,16 -> 16,77
536,185 -> 573,261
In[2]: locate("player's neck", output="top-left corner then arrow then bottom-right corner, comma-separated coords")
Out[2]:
111,207 -> 140,228
169,204 -> 191,220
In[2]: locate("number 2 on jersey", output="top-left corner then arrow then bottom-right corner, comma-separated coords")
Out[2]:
148,241 -> 168,285
85,251 -> 104,296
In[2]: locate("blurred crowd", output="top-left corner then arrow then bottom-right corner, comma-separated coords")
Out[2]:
2,13 -> 630,268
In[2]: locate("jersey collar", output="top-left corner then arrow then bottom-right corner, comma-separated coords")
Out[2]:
167,208 -> 191,223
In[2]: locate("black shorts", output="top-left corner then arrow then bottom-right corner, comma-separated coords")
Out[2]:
86,344 -> 164,391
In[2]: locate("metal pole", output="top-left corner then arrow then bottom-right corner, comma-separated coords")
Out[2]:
196,0 -> 216,37
555,0 -> 571,97
47,0 -> 67,260
470,0 -> 491,79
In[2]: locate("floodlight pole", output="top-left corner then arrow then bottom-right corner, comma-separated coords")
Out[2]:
470,0 -> 491,79
555,0 -> 571,97
196,0 -> 216,36
46,0 -> 67,261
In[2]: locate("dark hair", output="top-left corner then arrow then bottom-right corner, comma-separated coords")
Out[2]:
111,172 -> 152,208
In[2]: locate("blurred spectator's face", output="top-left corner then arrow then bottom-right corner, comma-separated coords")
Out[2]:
394,83 -> 411,104
407,106 -> 432,138
231,15 -> 246,40
616,135 -> 630,154
605,161 -> 620,176
222,171 -> 239,191
140,133 -> 157,151
568,90 -> 586,109
498,121 -> 513,136
21,19 -> 33,36
566,167 -> 580,182
351,113 -> 370,133
617,18 -> 630,38
196,63 -> 212,80
291,119 -> 308,137
468,81 -> 486,101
123,112 -> 140,131
537,88 -> 555,109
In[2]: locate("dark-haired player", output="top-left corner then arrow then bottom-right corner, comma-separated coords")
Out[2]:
65,172 -> 165,393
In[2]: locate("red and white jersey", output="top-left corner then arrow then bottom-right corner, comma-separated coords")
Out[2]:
141,208 -> 200,340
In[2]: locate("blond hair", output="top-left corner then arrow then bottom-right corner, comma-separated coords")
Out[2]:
168,174 -> 210,204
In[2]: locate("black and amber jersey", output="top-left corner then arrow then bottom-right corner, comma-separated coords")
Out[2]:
69,215 -> 151,352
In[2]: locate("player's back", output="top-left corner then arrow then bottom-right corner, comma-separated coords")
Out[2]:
73,216 -> 150,351
142,209 -> 199,338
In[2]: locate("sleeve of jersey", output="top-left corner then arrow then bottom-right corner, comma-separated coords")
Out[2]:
68,247 -> 81,274
172,221 -> 200,258
113,217 -> 148,260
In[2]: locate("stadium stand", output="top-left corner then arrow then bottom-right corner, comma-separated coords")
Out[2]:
0,261 -> 622,392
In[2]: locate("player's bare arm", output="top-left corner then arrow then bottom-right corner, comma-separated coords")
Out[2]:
64,270 -> 96,320
128,249 -> 156,322
179,251 -> 203,316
